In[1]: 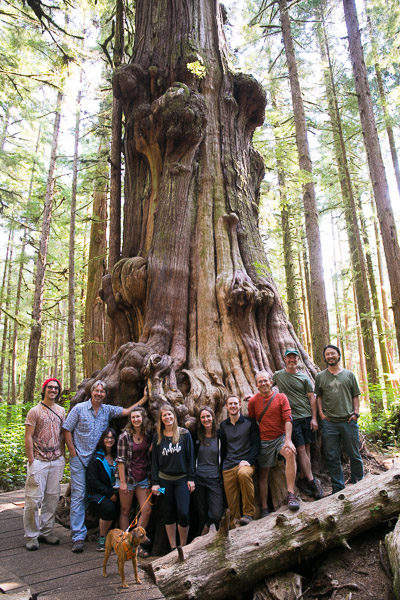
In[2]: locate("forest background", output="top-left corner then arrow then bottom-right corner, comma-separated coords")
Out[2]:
0,0 -> 399,490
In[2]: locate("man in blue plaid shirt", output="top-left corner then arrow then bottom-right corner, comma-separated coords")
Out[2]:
63,380 -> 140,553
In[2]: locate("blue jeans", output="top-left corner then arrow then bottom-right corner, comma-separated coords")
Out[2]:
321,419 -> 363,493
70,455 -> 88,541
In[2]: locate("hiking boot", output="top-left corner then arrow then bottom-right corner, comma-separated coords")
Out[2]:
308,478 -> 324,500
296,477 -> 313,497
71,540 -> 84,553
286,492 -> 300,511
260,507 -> 270,518
96,536 -> 106,551
38,533 -> 60,545
239,515 -> 253,526
26,539 -> 39,551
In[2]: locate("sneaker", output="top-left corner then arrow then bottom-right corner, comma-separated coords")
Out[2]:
26,539 -> 39,551
38,534 -> 60,545
239,515 -> 253,526
96,536 -> 106,552
308,478 -> 324,500
296,478 -> 313,497
71,540 -> 84,553
286,492 -> 300,511
260,507 -> 270,518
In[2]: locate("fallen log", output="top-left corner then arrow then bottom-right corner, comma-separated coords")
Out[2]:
385,517 -> 400,598
149,468 -> 400,600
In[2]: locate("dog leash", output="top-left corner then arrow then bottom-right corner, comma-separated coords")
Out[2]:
126,488 -> 165,531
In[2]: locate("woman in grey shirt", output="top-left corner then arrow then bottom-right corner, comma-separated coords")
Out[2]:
193,406 -> 224,535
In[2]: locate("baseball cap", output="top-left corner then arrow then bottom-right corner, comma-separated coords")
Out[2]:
284,348 -> 299,357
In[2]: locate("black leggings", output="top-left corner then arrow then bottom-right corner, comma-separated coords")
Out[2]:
94,497 -> 117,521
159,476 -> 190,527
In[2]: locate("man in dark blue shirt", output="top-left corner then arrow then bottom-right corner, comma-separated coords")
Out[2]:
219,396 -> 260,528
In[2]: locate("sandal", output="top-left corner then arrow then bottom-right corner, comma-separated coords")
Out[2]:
138,546 -> 150,558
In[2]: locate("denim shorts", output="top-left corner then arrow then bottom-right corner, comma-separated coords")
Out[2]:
114,477 -> 150,491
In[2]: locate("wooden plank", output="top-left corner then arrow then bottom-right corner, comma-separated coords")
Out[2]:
0,488 -> 165,600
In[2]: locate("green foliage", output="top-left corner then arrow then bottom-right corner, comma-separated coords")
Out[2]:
186,60 -> 206,79
0,403 -> 28,490
0,400 -> 70,491
359,387 -> 400,451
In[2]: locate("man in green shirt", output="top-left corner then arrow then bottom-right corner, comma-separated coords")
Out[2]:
315,344 -> 363,494
273,348 -> 323,500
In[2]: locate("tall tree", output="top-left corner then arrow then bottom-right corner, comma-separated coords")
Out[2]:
83,138 -> 108,377
68,66 -> 83,392
342,0 -> 400,358
24,90 -> 64,404
74,0 -> 317,415
277,0 -> 330,368
364,0 -> 400,198
0,233 -> 13,399
316,8 -> 381,398
11,237 -> 27,404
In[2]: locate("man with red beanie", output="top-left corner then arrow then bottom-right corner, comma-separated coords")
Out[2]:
24,378 -> 65,551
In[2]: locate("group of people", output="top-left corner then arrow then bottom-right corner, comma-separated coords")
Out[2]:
23,343 -> 364,554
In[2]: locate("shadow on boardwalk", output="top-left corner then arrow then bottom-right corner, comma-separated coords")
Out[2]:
0,488 -> 165,600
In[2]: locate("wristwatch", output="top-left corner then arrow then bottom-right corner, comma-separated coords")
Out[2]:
353,412 -> 360,419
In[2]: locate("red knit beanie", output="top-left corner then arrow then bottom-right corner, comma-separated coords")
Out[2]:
42,378 -> 61,391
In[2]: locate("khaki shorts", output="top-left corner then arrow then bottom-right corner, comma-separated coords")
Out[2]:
258,434 -> 285,468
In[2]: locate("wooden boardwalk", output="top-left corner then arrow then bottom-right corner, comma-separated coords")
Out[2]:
0,488 -> 165,600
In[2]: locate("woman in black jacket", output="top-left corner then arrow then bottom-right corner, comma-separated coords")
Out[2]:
151,405 -> 195,550
86,427 -> 118,551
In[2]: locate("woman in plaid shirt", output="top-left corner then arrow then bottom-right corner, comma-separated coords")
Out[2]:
115,406 -> 152,555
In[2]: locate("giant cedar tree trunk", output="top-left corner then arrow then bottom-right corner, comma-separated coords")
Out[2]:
77,0 -> 316,416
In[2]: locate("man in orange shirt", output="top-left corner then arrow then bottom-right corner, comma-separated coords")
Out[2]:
248,371 -> 299,515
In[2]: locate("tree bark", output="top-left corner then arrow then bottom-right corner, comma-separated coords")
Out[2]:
108,0 -> 124,273
24,89 -> 63,404
75,0 -> 317,413
253,573 -> 303,600
149,468 -> 400,600
385,517 -> 400,599
342,0 -> 400,358
278,0 -> 330,368
83,139 -> 108,377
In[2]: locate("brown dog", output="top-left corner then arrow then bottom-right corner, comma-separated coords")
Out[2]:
102,527 -> 150,589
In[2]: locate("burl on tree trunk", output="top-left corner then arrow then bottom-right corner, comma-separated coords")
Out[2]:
77,0 -> 317,420
148,468 -> 400,600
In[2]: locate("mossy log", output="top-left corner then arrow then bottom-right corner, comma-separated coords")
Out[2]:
149,468 -> 400,600
385,516 -> 400,598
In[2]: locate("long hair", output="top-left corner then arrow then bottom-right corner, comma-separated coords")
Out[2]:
197,406 -> 217,444
156,405 -> 179,445
124,405 -> 150,437
95,427 -> 117,458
